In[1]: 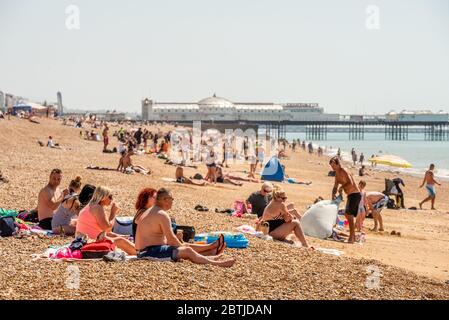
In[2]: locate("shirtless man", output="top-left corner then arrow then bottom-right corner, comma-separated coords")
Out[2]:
330,156 -> 361,244
119,150 -> 151,174
37,169 -> 69,230
134,188 -> 236,267
419,164 -> 441,210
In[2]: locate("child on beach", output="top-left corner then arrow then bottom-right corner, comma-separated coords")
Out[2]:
356,180 -> 367,232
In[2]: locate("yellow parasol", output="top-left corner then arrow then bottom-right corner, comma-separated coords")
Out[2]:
368,155 -> 412,168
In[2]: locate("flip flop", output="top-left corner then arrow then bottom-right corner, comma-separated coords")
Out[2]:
216,234 -> 225,255
194,205 -> 209,212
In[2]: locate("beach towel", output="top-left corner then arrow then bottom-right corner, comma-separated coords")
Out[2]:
0,208 -> 19,218
194,232 -> 249,248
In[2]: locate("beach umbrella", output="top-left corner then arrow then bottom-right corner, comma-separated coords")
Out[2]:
368,155 -> 412,168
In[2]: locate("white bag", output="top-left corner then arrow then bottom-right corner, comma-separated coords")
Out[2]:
300,200 -> 339,239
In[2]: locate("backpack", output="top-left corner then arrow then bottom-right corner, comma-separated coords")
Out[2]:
175,225 -> 196,243
0,216 -> 17,237
112,217 -> 133,236
193,173 -> 203,180
80,239 -> 116,259
79,184 -> 96,208
386,198 -> 397,209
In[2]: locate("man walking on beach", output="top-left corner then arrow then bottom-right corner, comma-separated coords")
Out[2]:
330,156 -> 361,243
419,164 -> 441,210
37,169 -> 69,230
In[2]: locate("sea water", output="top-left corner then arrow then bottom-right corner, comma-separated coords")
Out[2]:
283,132 -> 449,181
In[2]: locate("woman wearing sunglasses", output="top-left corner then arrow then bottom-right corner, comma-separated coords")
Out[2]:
261,185 -> 312,249
76,186 -> 136,255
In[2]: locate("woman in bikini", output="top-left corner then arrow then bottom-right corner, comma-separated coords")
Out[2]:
261,185 -> 312,248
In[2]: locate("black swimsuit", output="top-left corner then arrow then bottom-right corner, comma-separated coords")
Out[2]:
266,214 -> 286,233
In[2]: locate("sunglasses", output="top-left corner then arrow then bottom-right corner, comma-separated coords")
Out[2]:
263,189 -> 272,193
280,196 -> 288,200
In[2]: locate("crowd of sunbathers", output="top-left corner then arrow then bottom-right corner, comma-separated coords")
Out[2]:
10,119 -> 397,269
35,169 -> 236,267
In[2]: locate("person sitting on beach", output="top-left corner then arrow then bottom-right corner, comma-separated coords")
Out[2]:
119,149 -> 152,175
52,176 -> 83,235
47,136 -> 62,149
245,182 -> 273,218
134,188 -> 235,267
175,167 -> 207,186
261,185 -> 311,248
75,186 -> 136,255
117,139 -> 127,156
359,165 -> 371,177
37,169 -> 69,230
133,187 -> 157,240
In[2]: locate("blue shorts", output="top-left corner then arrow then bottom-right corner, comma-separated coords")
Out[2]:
373,196 -> 389,210
426,185 -> 436,197
137,245 -> 179,261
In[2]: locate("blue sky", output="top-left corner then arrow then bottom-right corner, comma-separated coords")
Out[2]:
1,0 -> 448,114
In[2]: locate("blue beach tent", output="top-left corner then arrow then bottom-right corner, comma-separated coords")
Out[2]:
12,103 -> 32,115
261,156 -> 285,182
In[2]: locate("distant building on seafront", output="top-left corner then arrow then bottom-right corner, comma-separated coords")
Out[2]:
386,110 -> 449,122
141,94 -> 339,122
96,110 -> 126,122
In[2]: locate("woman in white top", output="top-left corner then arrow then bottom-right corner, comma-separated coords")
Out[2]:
205,148 -> 217,184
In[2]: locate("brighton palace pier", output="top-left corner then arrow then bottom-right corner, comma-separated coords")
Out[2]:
141,94 -> 449,141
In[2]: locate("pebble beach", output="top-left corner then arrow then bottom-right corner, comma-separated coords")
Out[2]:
1,117 -> 448,300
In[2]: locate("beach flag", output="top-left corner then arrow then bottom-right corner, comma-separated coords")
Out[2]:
261,156 -> 285,182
